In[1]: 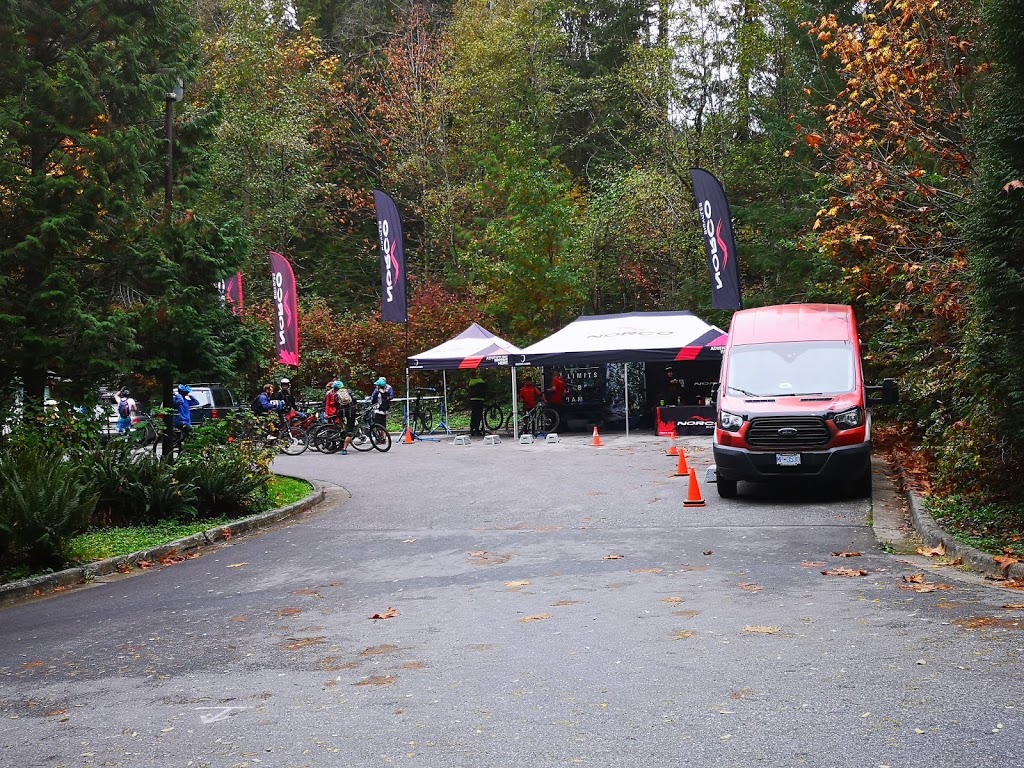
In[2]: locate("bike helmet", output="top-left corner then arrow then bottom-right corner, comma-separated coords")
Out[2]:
119,388 -> 130,397
177,384 -> 191,394
375,377 -> 387,387
280,378 -> 290,385
333,380 -> 344,389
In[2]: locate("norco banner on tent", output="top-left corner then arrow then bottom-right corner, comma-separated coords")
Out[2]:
690,168 -> 742,311
373,190 -> 408,324
217,272 -> 244,317
269,252 -> 299,366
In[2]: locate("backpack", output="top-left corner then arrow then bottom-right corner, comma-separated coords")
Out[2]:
250,394 -> 264,414
336,388 -> 354,408
117,398 -> 130,418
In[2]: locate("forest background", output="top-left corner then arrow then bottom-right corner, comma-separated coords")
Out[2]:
2,0 -> 1024,528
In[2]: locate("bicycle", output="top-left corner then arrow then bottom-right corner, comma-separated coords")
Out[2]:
408,387 -> 435,435
231,411 -> 308,455
349,401 -> 392,452
506,401 -> 560,437
483,400 -> 507,432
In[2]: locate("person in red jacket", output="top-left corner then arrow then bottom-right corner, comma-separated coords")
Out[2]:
519,376 -> 544,411
546,369 -> 566,406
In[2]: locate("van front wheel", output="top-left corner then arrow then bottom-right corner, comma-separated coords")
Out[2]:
717,476 -> 738,499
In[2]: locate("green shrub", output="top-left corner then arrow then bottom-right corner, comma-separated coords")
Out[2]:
176,445 -> 271,519
0,445 -> 98,569
86,441 -> 197,526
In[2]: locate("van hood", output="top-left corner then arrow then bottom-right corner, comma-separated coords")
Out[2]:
718,392 -> 862,416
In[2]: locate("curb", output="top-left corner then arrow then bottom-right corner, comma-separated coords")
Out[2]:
0,478 -> 327,609
901,479 -> 1024,582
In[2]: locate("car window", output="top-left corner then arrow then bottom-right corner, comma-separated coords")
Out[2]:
190,389 -> 212,407
211,388 -> 234,408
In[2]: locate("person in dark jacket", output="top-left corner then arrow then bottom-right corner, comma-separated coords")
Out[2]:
468,374 -> 487,436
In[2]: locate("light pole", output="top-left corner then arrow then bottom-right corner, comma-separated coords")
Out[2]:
164,78 -> 183,208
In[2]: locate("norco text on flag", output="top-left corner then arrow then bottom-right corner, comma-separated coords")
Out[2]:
373,190 -> 408,324
690,168 -> 743,311
269,252 -> 299,366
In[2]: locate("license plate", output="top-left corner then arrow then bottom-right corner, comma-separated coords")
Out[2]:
776,453 -> 801,467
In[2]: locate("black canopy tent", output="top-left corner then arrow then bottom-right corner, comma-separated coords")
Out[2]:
510,312 -> 727,437
406,323 -> 522,436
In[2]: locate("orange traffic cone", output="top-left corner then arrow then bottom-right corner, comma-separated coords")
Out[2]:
403,426 -> 414,444
667,437 -> 678,456
591,425 -> 604,447
674,448 -> 689,476
683,467 -> 706,508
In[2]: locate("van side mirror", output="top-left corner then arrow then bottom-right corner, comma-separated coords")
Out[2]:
866,378 -> 899,406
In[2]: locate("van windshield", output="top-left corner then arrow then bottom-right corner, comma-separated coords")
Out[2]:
725,341 -> 856,397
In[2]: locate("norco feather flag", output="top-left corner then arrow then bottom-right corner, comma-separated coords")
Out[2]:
690,168 -> 743,310
218,272 -> 244,317
373,190 -> 408,324
269,252 -> 299,366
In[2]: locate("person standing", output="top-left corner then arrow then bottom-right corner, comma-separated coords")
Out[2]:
468,373 -> 487,436
172,384 -> 200,437
546,369 -> 566,408
326,380 -> 356,454
370,377 -> 394,428
663,367 -> 683,406
116,388 -> 137,435
519,376 -> 544,410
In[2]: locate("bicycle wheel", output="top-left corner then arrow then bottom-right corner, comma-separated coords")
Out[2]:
483,404 -> 504,432
305,423 -> 326,451
315,424 -> 344,454
539,407 -> 560,434
370,423 -> 391,452
279,425 -> 308,455
351,424 -> 374,452
414,409 -> 433,435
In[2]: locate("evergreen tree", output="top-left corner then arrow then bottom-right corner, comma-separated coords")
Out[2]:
0,0 -> 195,399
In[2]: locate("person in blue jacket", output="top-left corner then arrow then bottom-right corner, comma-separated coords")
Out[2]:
173,384 -> 201,436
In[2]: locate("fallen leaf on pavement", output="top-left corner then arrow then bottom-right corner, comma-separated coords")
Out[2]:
604,554 -> 624,560
661,596 -> 685,604
520,613 -> 552,623
290,589 -> 323,598
137,559 -> 152,569
737,582 -> 764,592
801,561 -> 826,567
822,567 -> 868,577
370,607 -> 397,620
22,661 -> 44,669
505,580 -> 530,590
744,625 -> 781,634
917,543 -> 946,557
284,637 -> 326,650
359,644 -> 399,657
904,573 -> 926,583
1003,603 -> 1024,610
221,527 -> 232,540
354,675 -> 397,686
226,562 -> 249,568
276,607 -> 303,616
831,551 -> 862,558
899,579 -> 953,593
632,568 -> 663,574
469,551 -> 512,565
45,709 -> 68,717
672,630 -> 695,640
702,550 -> 714,556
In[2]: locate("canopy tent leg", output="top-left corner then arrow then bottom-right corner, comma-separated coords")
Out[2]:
624,362 -> 629,437
512,367 -> 518,441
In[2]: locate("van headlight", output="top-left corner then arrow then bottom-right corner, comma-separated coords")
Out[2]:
719,411 -> 743,431
833,407 -> 863,430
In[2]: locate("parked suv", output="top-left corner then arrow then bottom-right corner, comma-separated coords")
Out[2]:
180,383 -> 240,425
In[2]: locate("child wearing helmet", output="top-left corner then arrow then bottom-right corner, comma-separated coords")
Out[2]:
370,377 -> 394,427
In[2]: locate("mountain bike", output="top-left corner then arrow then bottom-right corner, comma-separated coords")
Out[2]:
483,401 -> 507,432
506,401 -> 560,437
408,387 -> 435,435
349,401 -> 391,452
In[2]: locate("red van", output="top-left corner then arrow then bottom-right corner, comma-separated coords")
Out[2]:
712,304 -> 897,498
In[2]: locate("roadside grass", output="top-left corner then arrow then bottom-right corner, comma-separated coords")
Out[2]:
0,475 -> 314,587
925,495 -> 1024,559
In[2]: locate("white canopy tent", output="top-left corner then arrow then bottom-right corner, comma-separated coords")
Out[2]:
511,312 -> 727,436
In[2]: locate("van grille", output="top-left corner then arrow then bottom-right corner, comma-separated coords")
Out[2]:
746,416 -> 831,449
